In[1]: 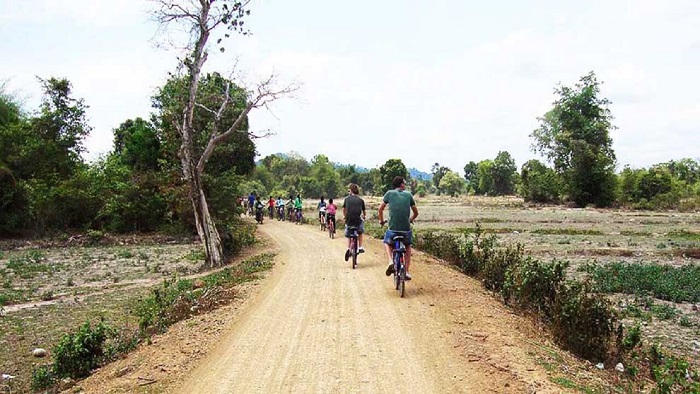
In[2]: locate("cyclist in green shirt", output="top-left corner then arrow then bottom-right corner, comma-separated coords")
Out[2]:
378,176 -> 419,280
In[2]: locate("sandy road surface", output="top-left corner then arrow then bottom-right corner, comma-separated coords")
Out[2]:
174,220 -> 566,393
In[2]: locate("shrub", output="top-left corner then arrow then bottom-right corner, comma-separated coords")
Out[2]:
414,230 -> 462,264
30,364 -> 56,392
459,225 -> 497,275
52,319 -> 114,379
481,243 -> 523,293
503,258 -> 568,319
551,280 -> 615,360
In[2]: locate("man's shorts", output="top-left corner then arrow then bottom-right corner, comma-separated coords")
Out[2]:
383,229 -> 413,245
344,221 -> 365,237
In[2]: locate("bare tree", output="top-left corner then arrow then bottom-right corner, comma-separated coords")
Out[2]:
153,0 -> 296,268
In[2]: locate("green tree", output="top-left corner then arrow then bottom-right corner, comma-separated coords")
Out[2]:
520,159 -> 560,203
476,160 -> 495,195
113,118 -> 161,171
463,161 -> 478,193
492,151 -> 517,195
152,0 -> 295,267
379,159 -> 408,194
438,171 -> 466,197
310,154 -> 341,198
531,72 -> 617,207
431,163 -> 450,194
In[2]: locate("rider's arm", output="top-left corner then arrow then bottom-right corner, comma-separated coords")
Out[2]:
410,205 -> 419,224
378,202 -> 387,224
342,206 -> 347,220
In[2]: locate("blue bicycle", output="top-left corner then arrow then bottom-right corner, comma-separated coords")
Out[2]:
347,226 -> 359,269
390,234 -> 408,297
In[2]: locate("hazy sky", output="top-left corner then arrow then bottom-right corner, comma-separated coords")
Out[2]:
2,0 -> 699,173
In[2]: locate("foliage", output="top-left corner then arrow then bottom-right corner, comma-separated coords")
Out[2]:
520,159 -> 560,203
551,280 -> 615,360
152,72 -> 255,178
587,262 -> 700,302
30,364 -> 56,392
463,161 -> 478,193
492,151 -> 518,195
112,117 -> 161,171
133,253 -> 274,334
431,163 -> 450,193
379,159 -> 409,194
438,170 -> 466,197
52,319 -> 114,379
476,159 -> 495,195
531,72 -> 617,207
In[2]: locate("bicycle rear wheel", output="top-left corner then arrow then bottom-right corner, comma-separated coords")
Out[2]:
351,237 -> 357,269
399,266 -> 406,297
393,254 -> 401,290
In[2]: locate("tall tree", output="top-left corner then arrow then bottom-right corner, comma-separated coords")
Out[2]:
379,159 -> 409,194
431,163 -> 449,193
153,0 -> 295,268
520,159 -> 560,203
113,118 -> 161,171
463,161 -> 478,193
531,72 -> 617,207
492,151 -> 517,195
438,170 -> 466,197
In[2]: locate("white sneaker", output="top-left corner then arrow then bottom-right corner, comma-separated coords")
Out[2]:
358,246 -> 365,253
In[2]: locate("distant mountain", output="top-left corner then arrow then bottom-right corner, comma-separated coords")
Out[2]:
409,168 -> 432,180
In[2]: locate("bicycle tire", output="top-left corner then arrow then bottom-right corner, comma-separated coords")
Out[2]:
351,237 -> 357,269
399,266 -> 406,298
393,253 -> 401,290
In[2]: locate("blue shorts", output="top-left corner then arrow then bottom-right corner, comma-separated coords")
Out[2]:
383,230 -> 412,246
344,222 -> 365,237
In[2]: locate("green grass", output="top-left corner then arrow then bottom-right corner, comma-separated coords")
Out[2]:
667,230 -> 700,241
588,262 -> 700,302
532,228 -> 604,236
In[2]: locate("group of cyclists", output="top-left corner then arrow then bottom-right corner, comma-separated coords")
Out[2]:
241,192 -> 304,224
241,176 -> 419,280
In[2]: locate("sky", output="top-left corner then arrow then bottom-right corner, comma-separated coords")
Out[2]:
1,0 -> 699,174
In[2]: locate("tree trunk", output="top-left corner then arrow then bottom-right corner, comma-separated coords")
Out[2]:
181,143 -> 224,268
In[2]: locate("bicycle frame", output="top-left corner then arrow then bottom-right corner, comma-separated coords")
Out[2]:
391,235 -> 407,297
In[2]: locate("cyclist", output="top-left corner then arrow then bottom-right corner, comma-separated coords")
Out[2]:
378,176 -> 418,280
254,196 -> 265,223
293,194 -> 303,223
343,183 -> 366,261
326,198 -> 337,233
267,195 -> 275,219
286,195 -> 295,221
318,196 -> 327,227
247,191 -> 256,216
276,196 -> 285,220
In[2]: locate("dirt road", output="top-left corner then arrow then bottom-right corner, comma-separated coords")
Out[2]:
171,220 -> 566,393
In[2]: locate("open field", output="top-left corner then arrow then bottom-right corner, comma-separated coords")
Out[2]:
384,195 -> 700,365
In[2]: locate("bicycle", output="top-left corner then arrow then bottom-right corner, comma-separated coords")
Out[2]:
347,226 -> 359,269
319,212 -> 326,231
327,215 -> 335,238
277,205 -> 285,221
255,207 -> 264,224
268,206 -> 274,220
390,233 -> 408,297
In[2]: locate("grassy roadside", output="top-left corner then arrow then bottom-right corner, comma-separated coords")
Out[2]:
0,230 -> 271,393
